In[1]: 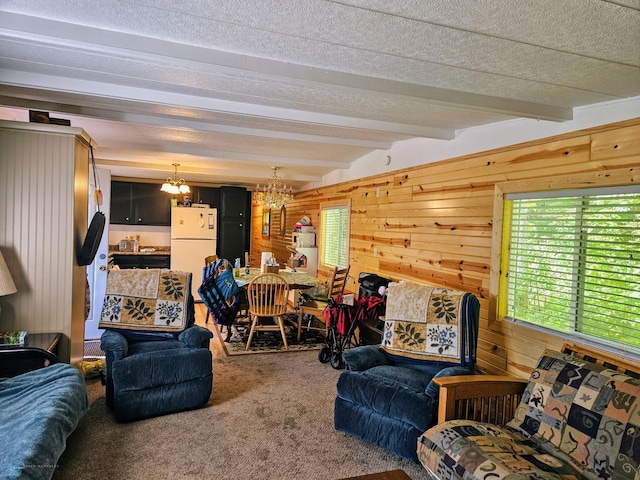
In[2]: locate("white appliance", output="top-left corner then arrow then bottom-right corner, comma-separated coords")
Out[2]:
171,206 -> 217,299
296,247 -> 318,277
290,229 -> 318,276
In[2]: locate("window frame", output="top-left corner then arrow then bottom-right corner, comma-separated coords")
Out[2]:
490,169 -> 640,355
319,199 -> 351,269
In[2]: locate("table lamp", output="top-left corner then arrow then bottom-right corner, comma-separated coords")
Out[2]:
0,251 -> 17,317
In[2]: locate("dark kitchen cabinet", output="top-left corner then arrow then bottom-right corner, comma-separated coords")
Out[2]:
110,181 -> 171,226
111,254 -> 171,269
190,186 -> 219,207
217,186 -> 251,262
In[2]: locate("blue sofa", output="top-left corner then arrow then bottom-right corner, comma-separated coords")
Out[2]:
0,363 -> 88,480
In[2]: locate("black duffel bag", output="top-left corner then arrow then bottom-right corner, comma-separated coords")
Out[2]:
357,272 -> 390,299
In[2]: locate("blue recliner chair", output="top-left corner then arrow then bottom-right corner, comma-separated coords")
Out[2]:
99,269 -> 213,422
334,281 -> 479,462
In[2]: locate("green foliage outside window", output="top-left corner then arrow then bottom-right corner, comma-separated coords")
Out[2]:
505,189 -> 640,352
321,204 -> 349,268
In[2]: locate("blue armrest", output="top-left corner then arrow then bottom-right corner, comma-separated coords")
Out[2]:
100,330 -> 129,360
343,345 -> 391,371
178,325 -> 214,348
425,366 -> 474,399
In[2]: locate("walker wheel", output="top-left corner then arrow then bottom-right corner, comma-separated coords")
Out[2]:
318,346 -> 331,364
330,350 -> 344,369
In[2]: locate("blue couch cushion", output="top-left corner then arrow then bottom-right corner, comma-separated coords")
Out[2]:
112,348 -> 212,393
0,364 -> 88,480
337,366 -> 438,431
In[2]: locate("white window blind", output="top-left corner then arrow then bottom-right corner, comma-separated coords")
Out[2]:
321,204 -> 349,268
505,189 -> 640,352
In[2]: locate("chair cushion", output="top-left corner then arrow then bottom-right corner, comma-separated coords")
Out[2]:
336,365 -> 438,430
418,420 -> 583,480
381,282 -> 478,366
112,347 -> 212,392
99,269 -> 193,334
507,349 -> 640,479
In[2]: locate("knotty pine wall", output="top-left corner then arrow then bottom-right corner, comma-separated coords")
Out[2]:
252,118 -> 640,378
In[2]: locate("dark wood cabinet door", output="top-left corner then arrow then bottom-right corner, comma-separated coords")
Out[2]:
141,255 -> 171,269
219,186 -> 248,218
218,218 -> 247,262
133,182 -> 171,226
195,186 -> 219,208
111,254 -> 141,269
110,181 -> 134,224
111,254 -> 171,269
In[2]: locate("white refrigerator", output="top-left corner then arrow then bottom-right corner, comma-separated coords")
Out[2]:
171,207 -> 217,299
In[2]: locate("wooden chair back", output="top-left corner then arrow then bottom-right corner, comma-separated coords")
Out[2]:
247,274 -> 290,317
204,255 -> 218,266
327,265 -> 350,298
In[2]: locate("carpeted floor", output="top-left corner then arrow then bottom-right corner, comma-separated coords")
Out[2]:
216,312 -> 328,356
57,311 -> 427,480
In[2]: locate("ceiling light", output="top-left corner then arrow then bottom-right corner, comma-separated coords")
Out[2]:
160,163 -> 190,195
254,166 -> 294,210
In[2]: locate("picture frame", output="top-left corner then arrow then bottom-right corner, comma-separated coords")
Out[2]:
262,209 -> 271,237
279,206 -> 286,237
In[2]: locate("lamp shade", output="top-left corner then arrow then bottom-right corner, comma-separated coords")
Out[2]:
0,251 -> 17,296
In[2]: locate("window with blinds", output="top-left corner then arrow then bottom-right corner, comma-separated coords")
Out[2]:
503,187 -> 640,352
320,203 -> 350,268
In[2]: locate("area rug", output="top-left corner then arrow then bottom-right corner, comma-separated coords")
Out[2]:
219,313 -> 327,356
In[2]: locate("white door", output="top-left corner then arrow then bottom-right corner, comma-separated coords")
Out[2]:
85,168 -> 111,340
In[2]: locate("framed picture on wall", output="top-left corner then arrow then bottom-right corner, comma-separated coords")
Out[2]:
262,209 -> 270,237
279,206 -> 286,237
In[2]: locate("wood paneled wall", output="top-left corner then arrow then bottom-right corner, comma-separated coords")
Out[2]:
0,121 -> 90,363
253,118 -> 640,377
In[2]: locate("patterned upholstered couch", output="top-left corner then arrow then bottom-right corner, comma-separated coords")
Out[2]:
417,345 -> 640,480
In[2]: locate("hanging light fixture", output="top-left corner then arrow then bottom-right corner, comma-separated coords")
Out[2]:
160,163 -> 190,195
254,166 -> 294,209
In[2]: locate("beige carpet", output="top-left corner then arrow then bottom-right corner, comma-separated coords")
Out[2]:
54,311 -> 427,480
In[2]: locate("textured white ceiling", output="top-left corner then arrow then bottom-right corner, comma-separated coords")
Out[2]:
0,0 -> 638,188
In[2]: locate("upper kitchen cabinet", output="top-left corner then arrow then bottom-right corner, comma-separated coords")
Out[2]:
110,181 -> 171,226
190,186 -> 219,208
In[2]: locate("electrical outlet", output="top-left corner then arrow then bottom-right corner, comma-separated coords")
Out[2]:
373,247 -> 378,257
376,187 -> 380,197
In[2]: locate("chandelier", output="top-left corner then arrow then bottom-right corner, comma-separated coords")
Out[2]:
254,166 -> 294,209
160,163 -> 190,195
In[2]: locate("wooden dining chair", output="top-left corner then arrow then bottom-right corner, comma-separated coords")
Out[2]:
245,273 -> 291,350
297,265 -> 349,341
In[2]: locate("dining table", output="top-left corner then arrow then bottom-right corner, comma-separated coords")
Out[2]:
235,267 -> 322,291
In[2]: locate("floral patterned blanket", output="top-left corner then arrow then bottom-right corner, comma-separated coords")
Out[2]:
99,269 -> 191,333
381,282 -> 473,363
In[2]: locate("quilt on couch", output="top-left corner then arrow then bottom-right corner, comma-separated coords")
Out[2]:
0,363 -> 88,480
99,268 -> 191,333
